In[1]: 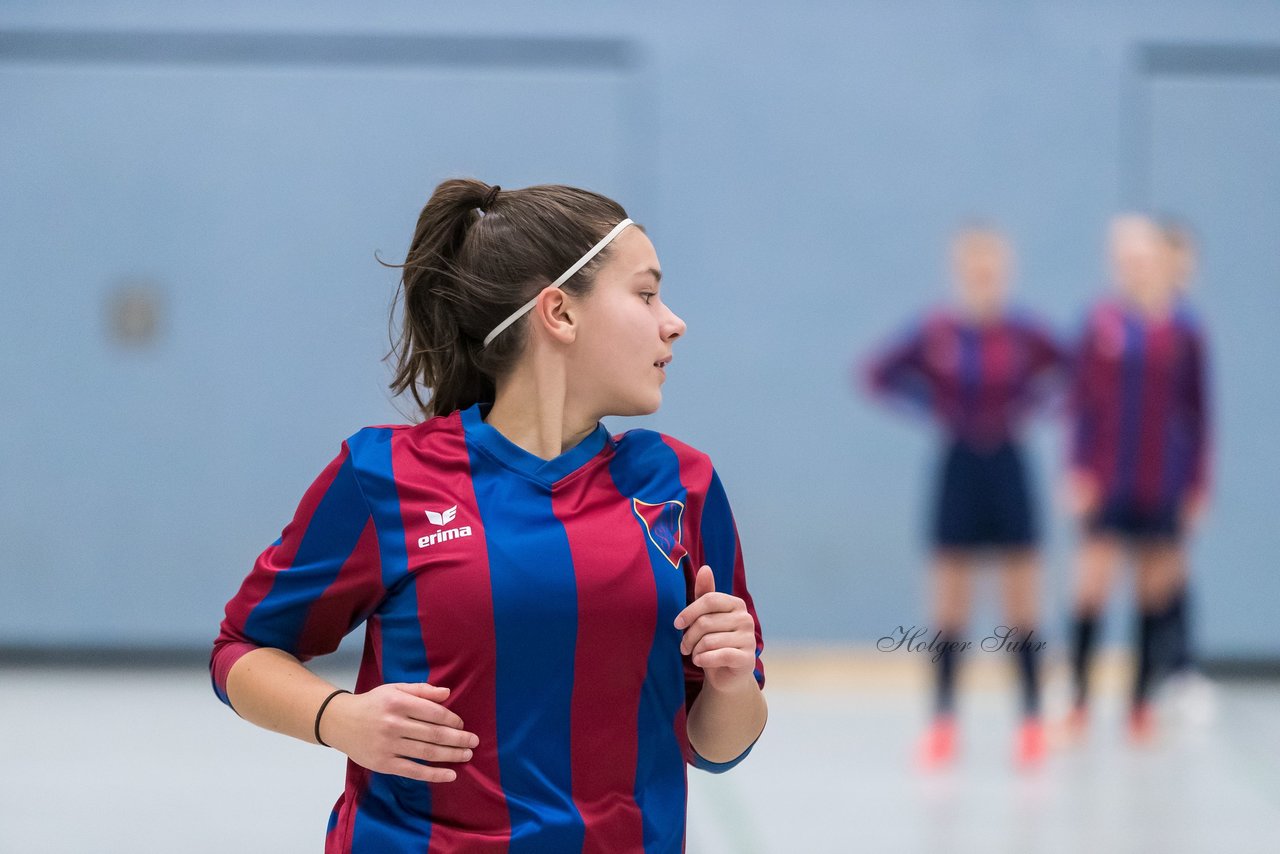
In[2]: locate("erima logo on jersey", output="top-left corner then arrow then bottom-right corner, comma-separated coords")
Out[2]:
420,505 -> 473,549
425,505 -> 458,526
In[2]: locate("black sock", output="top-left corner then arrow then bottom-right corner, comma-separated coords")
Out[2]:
935,634 -> 961,718
1072,612 -> 1099,708
1134,608 -> 1161,708
1017,629 -> 1041,718
1164,585 -> 1192,674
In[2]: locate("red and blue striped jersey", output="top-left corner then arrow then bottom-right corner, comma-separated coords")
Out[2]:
1069,299 -> 1210,508
863,308 -> 1067,449
210,402 -> 765,854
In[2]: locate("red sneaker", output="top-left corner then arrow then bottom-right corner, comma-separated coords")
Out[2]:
916,716 -> 957,768
1129,703 -> 1156,744
1015,718 -> 1046,768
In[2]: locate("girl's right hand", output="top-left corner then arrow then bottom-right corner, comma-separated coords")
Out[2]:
319,683 -> 478,783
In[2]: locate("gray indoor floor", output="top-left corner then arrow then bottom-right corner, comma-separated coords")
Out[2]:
3,653 -> 1278,854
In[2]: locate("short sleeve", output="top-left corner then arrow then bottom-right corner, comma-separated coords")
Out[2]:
682,465 -> 765,772
209,439 -> 386,710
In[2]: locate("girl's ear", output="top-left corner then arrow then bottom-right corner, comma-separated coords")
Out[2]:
533,286 -> 577,344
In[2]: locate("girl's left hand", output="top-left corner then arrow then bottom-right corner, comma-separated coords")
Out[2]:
674,564 -> 758,691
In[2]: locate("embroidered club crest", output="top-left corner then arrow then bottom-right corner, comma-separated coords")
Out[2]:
632,498 -> 688,569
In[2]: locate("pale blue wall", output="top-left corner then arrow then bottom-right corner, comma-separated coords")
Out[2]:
3,1 -> 1279,657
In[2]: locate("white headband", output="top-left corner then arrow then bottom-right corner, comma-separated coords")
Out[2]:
482,218 -> 635,348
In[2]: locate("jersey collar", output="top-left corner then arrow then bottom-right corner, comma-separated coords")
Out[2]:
460,402 -> 611,486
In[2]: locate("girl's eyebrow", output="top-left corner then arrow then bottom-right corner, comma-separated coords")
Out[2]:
635,267 -> 662,283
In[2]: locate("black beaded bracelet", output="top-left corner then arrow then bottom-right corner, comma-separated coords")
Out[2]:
314,689 -> 351,748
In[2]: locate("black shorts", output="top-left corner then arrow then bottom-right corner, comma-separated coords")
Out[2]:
1087,498 -> 1182,541
932,441 -> 1036,549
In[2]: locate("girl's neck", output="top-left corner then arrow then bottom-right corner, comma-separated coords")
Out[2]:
1126,288 -> 1175,321
957,301 -> 1003,327
485,354 -> 598,461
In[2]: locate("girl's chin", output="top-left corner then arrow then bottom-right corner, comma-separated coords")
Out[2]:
605,391 -> 662,419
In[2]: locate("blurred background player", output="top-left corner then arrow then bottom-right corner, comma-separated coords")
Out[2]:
862,225 -> 1066,768
1153,217 -> 1217,724
1066,214 -> 1211,742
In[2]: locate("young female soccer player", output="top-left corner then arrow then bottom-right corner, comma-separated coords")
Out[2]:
210,180 -> 767,853
862,226 -> 1065,768
1066,214 -> 1210,742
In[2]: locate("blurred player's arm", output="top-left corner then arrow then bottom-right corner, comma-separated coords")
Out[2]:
1065,319 -> 1102,516
860,320 -> 933,414
1023,319 -> 1071,413
1183,328 -> 1212,524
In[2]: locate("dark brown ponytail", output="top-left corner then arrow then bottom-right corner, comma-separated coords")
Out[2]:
384,179 -> 630,420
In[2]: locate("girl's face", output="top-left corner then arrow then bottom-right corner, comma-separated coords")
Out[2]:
568,227 -> 686,418
951,232 -> 1009,320
1110,219 -> 1171,307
